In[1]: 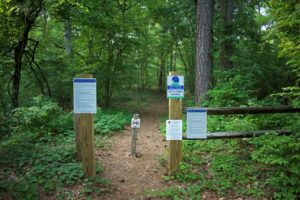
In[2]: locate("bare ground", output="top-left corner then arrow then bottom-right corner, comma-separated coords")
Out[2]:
96,95 -> 169,200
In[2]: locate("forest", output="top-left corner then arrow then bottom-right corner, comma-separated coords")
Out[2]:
0,0 -> 299,199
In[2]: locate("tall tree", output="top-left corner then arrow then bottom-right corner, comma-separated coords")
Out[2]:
6,0 -> 45,108
195,0 -> 213,105
219,0 -> 233,70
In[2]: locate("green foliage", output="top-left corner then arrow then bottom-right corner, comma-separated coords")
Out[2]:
249,133 -> 300,199
157,102 -> 300,199
265,1 -> 300,108
94,108 -> 131,135
0,112 -> 12,139
0,131 -> 84,199
11,96 -> 72,136
0,97 -> 122,199
206,70 -> 254,107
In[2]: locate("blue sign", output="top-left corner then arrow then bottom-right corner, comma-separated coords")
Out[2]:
167,75 -> 184,99
73,78 -> 97,114
187,108 -> 207,139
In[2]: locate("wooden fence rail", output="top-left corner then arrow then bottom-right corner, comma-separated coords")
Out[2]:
182,130 -> 292,140
184,106 -> 300,115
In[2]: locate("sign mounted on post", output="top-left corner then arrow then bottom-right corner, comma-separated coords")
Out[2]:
166,120 -> 183,140
187,108 -> 207,139
167,75 -> 184,99
73,78 -> 97,114
131,118 -> 141,128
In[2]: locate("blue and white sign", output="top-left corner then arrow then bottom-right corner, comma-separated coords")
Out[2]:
167,75 -> 184,99
73,78 -> 97,114
187,108 -> 207,139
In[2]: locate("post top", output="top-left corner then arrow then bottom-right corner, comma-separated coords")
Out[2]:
133,114 -> 139,119
169,71 -> 181,76
77,74 -> 93,78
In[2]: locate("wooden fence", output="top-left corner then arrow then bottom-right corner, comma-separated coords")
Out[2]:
182,106 -> 299,141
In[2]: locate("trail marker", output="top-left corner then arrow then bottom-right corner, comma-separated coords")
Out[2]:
187,108 -> 207,139
131,114 -> 140,156
73,78 -> 97,114
131,117 -> 141,128
168,71 -> 183,176
73,74 -> 96,178
167,75 -> 184,99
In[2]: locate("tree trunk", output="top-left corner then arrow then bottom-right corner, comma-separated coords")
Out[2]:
170,45 -> 174,72
158,51 -> 166,92
63,18 -> 73,57
169,43 -> 177,71
220,0 -> 233,70
195,0 -> 213,105
144,56 -> 149,88
104,78 -> 111,108
104,45 -> 114,108
12,20 -> 35,108
176,43 -> 192,92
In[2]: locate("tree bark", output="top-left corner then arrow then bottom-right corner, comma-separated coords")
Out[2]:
104,45 -> 114,108
220,0 -> 233,70
10,2 -> 43,108
12,19 -> 35,108
195,0 -> 214,105
176,43 -> 192,92
158,51 -> 166,92
63,18 -> 73,57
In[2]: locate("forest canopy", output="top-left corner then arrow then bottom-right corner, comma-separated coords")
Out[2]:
0,0 -> 298,110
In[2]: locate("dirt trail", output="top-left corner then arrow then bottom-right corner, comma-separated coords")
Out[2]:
97,95 -> 169,200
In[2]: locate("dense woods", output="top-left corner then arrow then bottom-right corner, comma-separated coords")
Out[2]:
1,0 -> 299,109
0,0 -> 299,199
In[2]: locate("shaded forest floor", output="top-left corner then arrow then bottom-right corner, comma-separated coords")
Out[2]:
1,90 -> 297,199
97,91 -> 169,199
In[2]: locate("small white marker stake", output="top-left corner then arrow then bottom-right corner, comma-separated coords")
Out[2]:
131,114 -> 140,156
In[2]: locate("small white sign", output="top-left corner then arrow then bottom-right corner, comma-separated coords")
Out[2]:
131,118 -> 141,128
166,120 -> 182,140
167,75 -> 184,99
187,108 -> 207,139
73,78 -> 97,114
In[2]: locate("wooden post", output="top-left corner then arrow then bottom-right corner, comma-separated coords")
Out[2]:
74,113 -> 81,161
131,114 -> 139,156
168,71 -> 183,176
74,74 -> 96,178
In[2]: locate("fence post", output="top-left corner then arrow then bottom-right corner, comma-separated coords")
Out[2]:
74,74 -> 96,178
168,71 -> 183,176
131,114 -> 139,156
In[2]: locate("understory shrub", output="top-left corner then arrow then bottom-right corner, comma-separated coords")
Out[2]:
156,93 -> 300,199
94,108 -> 131,135
0,96 -> 123,199
11,96 -> 72,136
249,132 -> 300,199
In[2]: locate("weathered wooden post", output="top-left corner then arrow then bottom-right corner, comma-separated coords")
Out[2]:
73,74 -> 96,178
131,114 -> 140,156
168,71 -> 183,176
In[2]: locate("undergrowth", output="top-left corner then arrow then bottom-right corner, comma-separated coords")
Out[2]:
0,96 -> 130,199
154,91 -> 300,199
94,109 -> 131,135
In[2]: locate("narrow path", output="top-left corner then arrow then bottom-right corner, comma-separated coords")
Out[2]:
97,96 -> 169,200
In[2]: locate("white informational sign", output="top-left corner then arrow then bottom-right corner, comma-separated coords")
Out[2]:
187,108 -> 207,139
131,118 -> 141,128
166,120 -> 183,140
167,75 -> 184,99
73,78 -> 97,114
